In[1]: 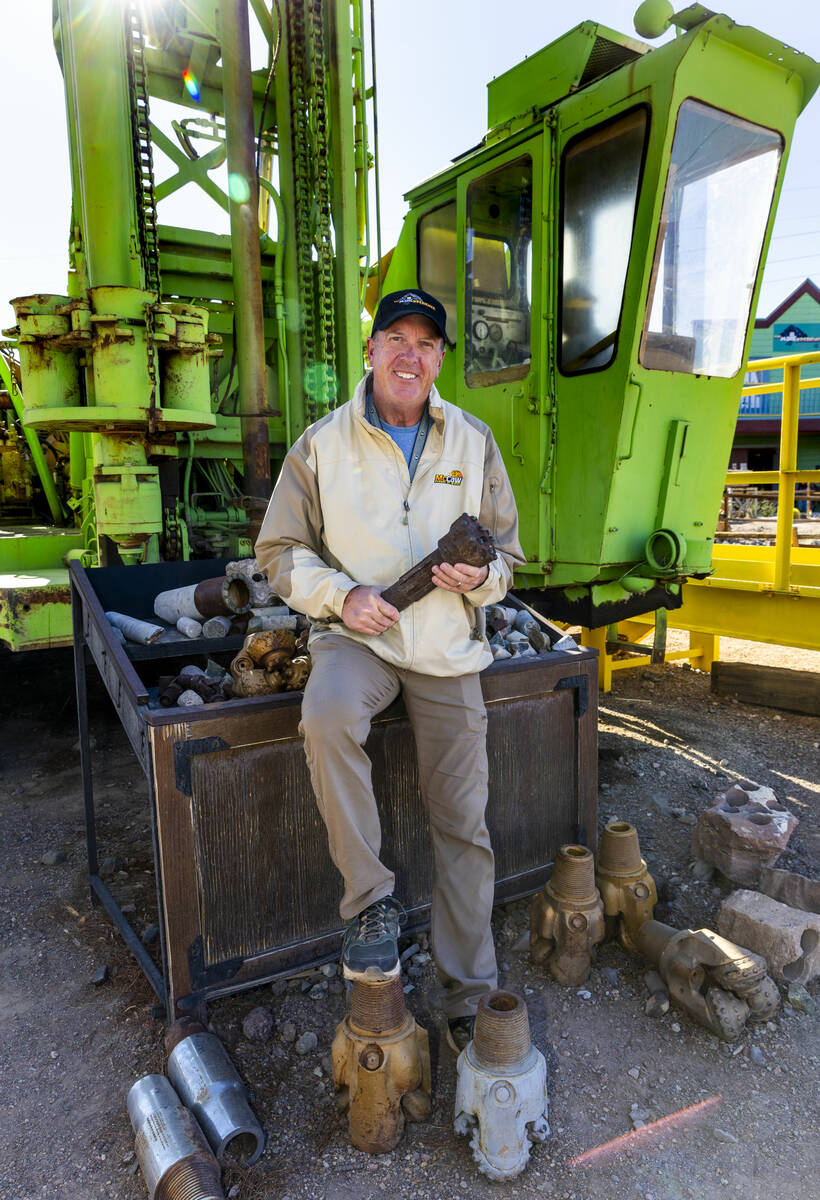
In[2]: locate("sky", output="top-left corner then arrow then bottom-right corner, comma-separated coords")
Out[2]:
1,0 -> 818,332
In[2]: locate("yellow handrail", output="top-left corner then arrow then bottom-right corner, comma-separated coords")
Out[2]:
726,349 -> 820,593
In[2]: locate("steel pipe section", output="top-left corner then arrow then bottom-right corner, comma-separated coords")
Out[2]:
127,1074 -> 224,1200
167,1030 -> 265,1166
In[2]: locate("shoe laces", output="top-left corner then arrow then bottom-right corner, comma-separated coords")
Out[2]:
358,897 -> 403,943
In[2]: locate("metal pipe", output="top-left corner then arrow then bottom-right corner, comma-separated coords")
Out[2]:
218,0 -> 270,543
166,1027 -> 266,1166
127,1074 -> 224,1200
58,0 -> 142,289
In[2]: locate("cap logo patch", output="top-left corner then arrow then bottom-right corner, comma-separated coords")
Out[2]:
434,469 -> 463,486
398,292 -> 436,311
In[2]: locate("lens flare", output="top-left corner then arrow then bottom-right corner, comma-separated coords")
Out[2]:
228,172 -> 251,204
183,70 -> 200,102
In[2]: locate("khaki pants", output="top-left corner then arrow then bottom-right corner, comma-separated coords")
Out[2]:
299,633 -> 497,1017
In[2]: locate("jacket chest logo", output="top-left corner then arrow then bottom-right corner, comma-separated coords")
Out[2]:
434,469 -> 463,486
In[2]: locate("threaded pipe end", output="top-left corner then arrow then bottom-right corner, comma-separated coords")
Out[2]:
472,991 -> 531,1071
547,844 -> 597,901
597,821 -> 644,876
349,976 -> 406,1035
156,1155 -> 224,1200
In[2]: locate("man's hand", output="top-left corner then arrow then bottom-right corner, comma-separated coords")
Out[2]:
431,561 -> 490,594
341,585 -> 400,635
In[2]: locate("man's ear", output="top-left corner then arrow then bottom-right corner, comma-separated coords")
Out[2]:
366,336 -> 376,365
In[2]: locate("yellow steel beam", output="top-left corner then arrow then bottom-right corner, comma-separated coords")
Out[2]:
741,379 -> 820,395
775,360 -> 800,590
726,470 -> 820,485
745,350 -> 820,370
674,578 -> 820,652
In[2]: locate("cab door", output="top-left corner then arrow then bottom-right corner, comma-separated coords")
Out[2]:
454,138 -> 547,574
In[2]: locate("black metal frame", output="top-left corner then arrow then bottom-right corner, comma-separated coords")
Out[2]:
71,579 -> 169,1008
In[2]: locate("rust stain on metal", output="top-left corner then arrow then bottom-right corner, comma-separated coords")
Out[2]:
333,977 -> 431,1154
530,844 -> 605,985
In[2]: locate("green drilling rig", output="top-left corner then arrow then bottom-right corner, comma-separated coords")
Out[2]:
1,1 -> 817,649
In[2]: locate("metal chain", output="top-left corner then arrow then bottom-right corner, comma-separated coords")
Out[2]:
309,0 -> 337,411
125,2 -> 161,297
288,1 -> 338,420
288,1 -> 318,418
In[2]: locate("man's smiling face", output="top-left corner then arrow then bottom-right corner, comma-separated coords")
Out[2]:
367,313 -> 445,422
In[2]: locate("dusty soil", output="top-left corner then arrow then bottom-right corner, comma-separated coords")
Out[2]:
1,641 -> 818,1200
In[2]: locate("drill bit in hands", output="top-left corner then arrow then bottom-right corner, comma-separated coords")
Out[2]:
381,514 -> 496,612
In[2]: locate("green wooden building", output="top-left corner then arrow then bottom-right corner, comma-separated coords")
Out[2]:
733,278 -> 820,475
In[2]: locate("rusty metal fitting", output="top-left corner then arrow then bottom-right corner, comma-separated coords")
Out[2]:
636,920 -> 780,1041
454,992 -> 549,1181
127,1073 -> 224,1200
595,820 -> 657,951
332,976 -> 431,1154
154,576 -> 251,624
530,845 -> 605,985
165,1023 -> 265,1167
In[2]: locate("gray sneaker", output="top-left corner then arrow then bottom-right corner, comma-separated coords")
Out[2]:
341,896 -> 403,981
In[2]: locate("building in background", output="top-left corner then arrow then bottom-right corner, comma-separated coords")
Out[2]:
732,278 -> 820,477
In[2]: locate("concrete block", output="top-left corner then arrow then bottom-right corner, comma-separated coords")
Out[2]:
692,783 -> 797,886
758,867 -> 820,915
717,889 -> 820,985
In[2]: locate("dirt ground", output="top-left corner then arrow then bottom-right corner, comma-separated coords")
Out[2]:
1,636 -> 818,1200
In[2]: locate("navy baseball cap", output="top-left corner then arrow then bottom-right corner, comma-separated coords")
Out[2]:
371,288 -> 447,342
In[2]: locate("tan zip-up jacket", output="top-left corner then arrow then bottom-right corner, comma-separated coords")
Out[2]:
255,375 -> 525,676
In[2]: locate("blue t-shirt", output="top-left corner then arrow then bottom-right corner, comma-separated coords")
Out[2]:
381,419 -> 421,467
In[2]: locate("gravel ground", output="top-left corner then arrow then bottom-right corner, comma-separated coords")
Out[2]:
0,642 -> 817,1200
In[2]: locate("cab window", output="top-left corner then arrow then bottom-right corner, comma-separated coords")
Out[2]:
560,108 -> 648,374
417,201 -> 457,344
465,156 -> 532,387
641,100 -> 782,376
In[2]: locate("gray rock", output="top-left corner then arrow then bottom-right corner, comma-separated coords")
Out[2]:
99,856 -> 120,879
295,1031 -> 318,1055
309,984 -> 326,1000
280,1021 -> 297,1044
713,1128 -> 738,1143
92,965 -> 109,986
271,978 -> 288,997
787,983 -> 816,1014
749,1045 -> 766,1065
328,979 -> 345,995
140,924 -> 159,946
41,850 -> 67,866
319,962 -> 337,977
691,859 -> 715,882
601,967 -> 619,986
243,1006 -> 275,1042
400,942 -> 420,963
